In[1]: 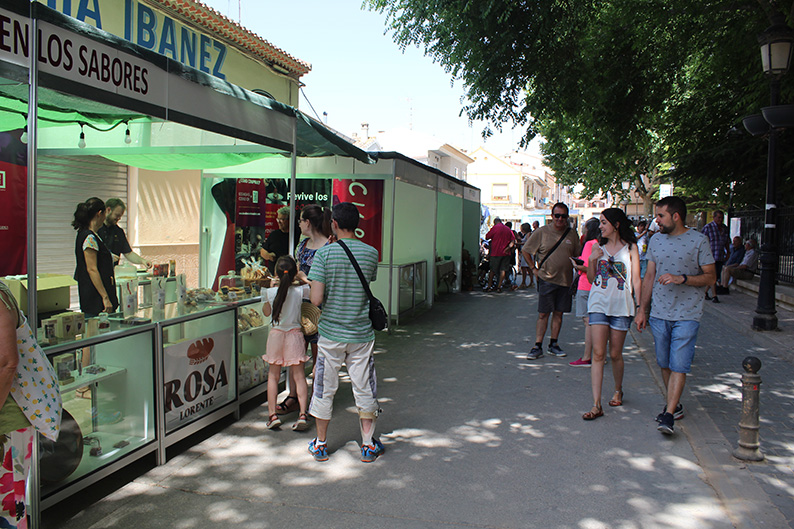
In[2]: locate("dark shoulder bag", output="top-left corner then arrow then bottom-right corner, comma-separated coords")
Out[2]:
337,240 -> 388,331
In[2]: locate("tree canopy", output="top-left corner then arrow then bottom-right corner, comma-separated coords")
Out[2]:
366,0 -> 794,211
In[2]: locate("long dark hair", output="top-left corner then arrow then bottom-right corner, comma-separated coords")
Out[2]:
582,218 -> 600,245
72,197 -> 105,230
599,208 -> 637,248
301,204 -> 332,238
271,255 -> 298,324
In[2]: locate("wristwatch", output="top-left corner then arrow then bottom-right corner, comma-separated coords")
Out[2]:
681,274 -> 688,284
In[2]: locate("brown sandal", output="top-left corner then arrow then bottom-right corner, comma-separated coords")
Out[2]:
582,404 -> 604,420
266,414 -> 282,429
608,390 -> 623,407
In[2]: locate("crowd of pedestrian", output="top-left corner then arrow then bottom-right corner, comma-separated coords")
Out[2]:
481,196 -> 749,437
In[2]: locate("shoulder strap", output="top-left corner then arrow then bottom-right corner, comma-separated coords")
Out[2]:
337,240 -> 376,302
538,228 -> 571,269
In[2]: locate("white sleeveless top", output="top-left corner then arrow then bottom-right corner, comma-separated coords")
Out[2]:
587,244 -> 635,317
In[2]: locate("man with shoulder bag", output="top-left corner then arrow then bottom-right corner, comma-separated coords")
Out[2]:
522,203 -> 582,360
306,202 -> 385,463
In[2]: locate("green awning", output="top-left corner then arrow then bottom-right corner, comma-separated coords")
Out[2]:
0,0 -> 376,170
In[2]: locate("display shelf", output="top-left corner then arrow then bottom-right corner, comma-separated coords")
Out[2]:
238,324 -> 268,337
43,431 -> 153,495
58,365 -> 126,393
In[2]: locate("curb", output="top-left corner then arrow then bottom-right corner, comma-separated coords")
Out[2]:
629,326 -> 790,529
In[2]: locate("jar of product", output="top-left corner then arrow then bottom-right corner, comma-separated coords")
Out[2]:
98,313 -> 110,333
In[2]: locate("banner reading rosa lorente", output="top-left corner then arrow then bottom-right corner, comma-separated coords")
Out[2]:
164,329 -> 233,430
332,179 -> 384,260
0,131 -> 28,275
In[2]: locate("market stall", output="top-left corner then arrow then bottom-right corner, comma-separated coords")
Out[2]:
0,0 -> 377,523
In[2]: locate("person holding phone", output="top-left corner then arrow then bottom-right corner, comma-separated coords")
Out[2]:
569,218 -> 601,367
581,209 -> 641,420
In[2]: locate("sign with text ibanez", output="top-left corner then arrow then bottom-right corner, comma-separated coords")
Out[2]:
164,329 -> 233,430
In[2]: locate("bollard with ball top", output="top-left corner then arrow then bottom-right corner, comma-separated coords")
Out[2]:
733,356 -> 764,462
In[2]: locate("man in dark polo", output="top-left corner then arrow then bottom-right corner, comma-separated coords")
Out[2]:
97,198 -> 151,268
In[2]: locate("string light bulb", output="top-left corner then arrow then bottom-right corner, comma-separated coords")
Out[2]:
124,122 -> 132,144
77,124 -> 86,149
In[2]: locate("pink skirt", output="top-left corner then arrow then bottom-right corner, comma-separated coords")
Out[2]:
265,328 -> 310,366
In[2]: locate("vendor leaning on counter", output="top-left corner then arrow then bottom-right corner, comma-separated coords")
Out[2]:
97,198 -> 152,269
258,206 -> 299,273
73,198 -> 119,316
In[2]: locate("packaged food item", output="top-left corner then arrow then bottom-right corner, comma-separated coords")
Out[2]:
240,257 -> 272,289
98,313 -> 110,333
55,313 -> 75,339
42,318 -> 57,345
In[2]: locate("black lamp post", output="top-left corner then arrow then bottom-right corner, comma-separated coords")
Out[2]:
752,23 -> 794,331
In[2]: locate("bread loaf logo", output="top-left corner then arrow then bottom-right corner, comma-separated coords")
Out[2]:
187,338 -> 214,365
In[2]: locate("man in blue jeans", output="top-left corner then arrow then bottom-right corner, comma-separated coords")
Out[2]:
635,196 -> 716,435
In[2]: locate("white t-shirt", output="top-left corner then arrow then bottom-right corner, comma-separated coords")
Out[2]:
262,284 -> 310,331
588,243 -> 635,317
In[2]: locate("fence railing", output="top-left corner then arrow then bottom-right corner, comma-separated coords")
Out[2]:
732,207 -> 794,284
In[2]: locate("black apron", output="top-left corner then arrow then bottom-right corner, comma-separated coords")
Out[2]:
74,229 -> 118,315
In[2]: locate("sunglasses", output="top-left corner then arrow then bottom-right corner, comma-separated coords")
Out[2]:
553,213 -> 568,219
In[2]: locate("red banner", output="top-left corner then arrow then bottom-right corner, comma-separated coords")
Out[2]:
234,179 -> 267,228
0,131 -> 28,275
332,179 -> 384,260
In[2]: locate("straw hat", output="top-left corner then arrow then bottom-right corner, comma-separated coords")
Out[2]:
300,302 -> 321,335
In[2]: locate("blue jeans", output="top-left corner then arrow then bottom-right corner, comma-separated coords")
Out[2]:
648,317 -> 700,374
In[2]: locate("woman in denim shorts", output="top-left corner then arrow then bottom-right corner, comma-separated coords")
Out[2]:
582,209 -> 641,420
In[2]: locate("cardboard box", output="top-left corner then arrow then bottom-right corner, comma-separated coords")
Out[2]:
2,274 -> 76,315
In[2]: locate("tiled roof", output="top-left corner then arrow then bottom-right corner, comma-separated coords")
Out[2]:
152,0 -> 311,78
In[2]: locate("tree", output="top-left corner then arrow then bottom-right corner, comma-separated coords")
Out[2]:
366,0 -> 794,210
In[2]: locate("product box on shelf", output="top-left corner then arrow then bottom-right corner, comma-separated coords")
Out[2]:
1,274 -> 76,314
55,313 -> 76,339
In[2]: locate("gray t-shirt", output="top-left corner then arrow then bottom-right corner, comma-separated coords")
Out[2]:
646,229 -> 715,322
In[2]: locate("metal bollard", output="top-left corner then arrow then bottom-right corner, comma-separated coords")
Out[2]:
733,356 -> 764,461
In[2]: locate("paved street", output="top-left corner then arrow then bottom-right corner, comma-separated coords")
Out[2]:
44,287 -> 793,529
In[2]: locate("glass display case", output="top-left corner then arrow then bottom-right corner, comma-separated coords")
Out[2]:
236,299 -> 270,398
161,309 -> 237,435
398,261 -> 428,322
41,327 -> 157,504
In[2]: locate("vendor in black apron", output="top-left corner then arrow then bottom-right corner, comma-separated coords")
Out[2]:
73,197 -> 118,317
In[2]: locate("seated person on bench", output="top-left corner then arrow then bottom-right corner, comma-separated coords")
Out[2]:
719,238 -> 758,293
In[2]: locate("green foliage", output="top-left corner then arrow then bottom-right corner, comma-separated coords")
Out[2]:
366,0 -> 794,208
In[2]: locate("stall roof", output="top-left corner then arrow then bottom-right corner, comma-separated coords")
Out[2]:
0,0 -> 375,167
376,151 -> 480,192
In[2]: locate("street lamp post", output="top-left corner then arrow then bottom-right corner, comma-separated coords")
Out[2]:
753,23 -> 794,331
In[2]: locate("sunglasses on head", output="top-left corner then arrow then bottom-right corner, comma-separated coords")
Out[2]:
553,213 -> 568,219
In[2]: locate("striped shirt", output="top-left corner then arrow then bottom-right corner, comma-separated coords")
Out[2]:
308,238 -> 378,343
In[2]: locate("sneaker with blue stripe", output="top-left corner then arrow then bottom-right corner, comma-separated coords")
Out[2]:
360,438 -> 385,463
308,438 -> 329,462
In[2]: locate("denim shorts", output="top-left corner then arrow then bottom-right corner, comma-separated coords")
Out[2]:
588,312 -> 632,331
648,317 -> 700,374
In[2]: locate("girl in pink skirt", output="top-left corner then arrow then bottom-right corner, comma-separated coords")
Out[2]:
263,256 -> 311,430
